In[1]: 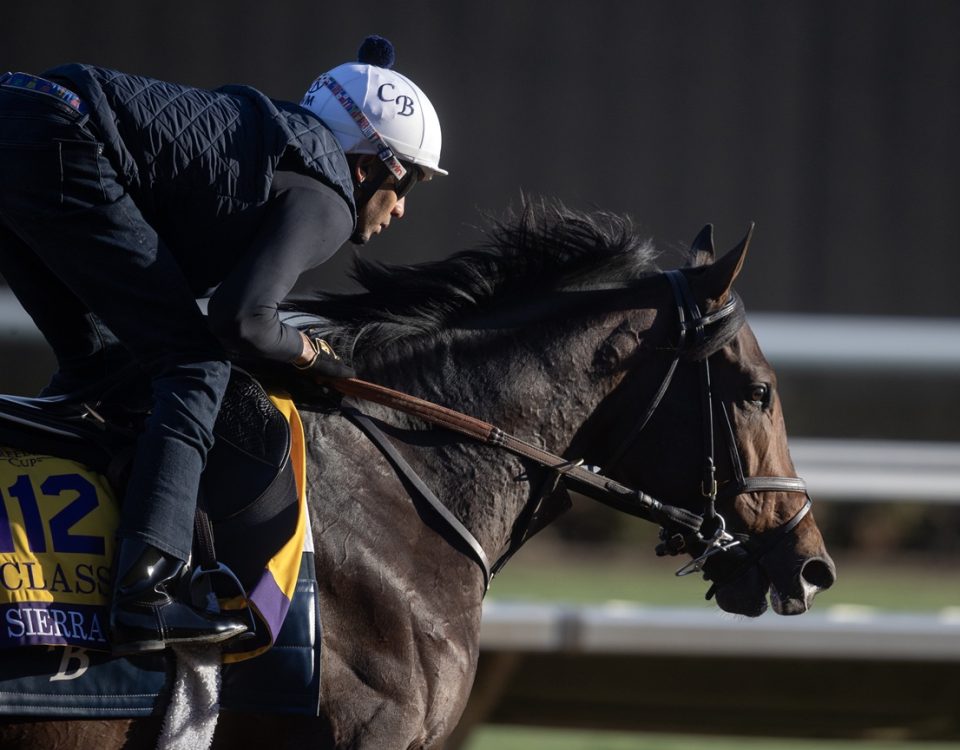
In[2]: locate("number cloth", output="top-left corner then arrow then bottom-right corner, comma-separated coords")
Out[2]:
0,394 -> 308,661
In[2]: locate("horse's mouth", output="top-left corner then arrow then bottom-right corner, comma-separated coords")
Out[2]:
709,566 -> 770,617
714,584 -> 805,617
709,570 -> 807,617
711,555 -> 836,617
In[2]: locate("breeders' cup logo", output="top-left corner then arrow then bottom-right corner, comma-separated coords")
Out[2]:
50,645 -> 91,682
377,83 -> 415,116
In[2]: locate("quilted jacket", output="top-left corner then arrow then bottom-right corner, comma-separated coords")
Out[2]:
44,63 -> 356,242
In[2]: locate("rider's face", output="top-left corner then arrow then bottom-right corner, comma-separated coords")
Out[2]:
350,157 -> 421,245
352,185 -> 406,245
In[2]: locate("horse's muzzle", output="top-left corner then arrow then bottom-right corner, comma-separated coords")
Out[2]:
770,555 -> 837,615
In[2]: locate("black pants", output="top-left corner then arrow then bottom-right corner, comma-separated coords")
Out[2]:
0,85 -> 230,562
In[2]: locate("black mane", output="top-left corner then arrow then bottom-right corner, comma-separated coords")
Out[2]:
287,202 -> 660,356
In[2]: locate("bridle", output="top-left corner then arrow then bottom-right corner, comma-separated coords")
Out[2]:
327,268 -> 812,598
606,270 -> 812,598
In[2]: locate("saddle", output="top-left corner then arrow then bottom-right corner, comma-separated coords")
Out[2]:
0,368 -> 322,716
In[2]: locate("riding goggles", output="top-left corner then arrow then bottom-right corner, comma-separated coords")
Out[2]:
392,163 -> 424,199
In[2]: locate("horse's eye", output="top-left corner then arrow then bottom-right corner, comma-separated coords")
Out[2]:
746,383 -> 770,406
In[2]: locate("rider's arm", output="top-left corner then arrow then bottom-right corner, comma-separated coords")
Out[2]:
206,172 -> 353,363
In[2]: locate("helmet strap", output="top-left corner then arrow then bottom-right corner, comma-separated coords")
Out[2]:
318,73 -> 408,182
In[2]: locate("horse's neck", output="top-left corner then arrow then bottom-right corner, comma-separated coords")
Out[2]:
372,333 -> 601,453
349,320 -> 631,558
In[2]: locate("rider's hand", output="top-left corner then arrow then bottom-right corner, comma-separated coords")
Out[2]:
293,334 -> 356,379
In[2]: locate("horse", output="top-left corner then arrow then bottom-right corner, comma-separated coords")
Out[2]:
0,203 -> 835,749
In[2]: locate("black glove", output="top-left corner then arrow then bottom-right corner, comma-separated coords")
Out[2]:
294,337 -> 356,379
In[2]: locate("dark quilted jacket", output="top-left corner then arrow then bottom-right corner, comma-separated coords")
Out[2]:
44,63 -> 356,247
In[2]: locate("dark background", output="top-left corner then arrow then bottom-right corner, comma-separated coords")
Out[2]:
2,0 -> 958,315
1,3 -> 959,684
1,1 -> 958,449
2,10 -> 957,742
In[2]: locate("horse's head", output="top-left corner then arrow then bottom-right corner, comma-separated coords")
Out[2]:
291,204 -> 834,616
589,225 -> 835,617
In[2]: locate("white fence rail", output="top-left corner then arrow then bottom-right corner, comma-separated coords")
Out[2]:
448,602 -> 960,745
749,312 -> 960,373
0,292 -> 40,343
479,601 -> 960,662
790,437 -> 960,503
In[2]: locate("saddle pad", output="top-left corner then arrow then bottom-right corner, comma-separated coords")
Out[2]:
0,551 -> 322,717
0,391 -> 307,662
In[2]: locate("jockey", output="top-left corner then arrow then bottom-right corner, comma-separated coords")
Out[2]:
0,35 -> 446,654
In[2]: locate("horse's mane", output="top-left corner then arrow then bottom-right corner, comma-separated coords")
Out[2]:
286,201 -> 660,357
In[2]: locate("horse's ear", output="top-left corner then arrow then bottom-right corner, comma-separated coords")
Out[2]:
694,223 -> 753,304
690,224 -> 715,267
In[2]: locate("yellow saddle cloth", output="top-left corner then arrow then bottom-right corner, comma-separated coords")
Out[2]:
0,393 -> 307,663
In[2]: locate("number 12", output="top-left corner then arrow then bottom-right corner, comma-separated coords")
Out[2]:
0,473 -> 105,555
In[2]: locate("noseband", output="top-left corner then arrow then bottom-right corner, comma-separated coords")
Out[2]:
606,270 -> 811,598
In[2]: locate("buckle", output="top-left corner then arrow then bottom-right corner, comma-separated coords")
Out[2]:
655,529 -> 687,557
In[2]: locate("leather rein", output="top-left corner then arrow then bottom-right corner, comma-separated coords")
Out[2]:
330,269 -> 811,598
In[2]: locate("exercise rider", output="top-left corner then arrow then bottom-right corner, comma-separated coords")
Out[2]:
0,35 -> 446,654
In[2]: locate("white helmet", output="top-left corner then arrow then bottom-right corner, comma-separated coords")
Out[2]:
301,36 -> 447,179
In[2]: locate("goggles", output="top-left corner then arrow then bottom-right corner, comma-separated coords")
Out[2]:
392,163 -> 424,199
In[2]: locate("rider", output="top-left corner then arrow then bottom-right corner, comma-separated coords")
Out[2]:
0,36 -> 447,654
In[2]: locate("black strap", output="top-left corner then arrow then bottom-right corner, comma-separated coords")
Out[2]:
666,270 -> 720,522
340,404 -> 492,592
193,504 -> 219,570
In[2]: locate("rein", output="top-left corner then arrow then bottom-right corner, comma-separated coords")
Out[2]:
328,268 -> 811,598
332,377 -> 705,591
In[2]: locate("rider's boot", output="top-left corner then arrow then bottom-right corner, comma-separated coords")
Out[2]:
109,538 -> 248,655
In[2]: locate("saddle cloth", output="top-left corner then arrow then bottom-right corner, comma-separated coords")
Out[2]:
0,369 -> 323,716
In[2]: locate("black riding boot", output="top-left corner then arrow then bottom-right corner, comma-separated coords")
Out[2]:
109,538 -> 248,655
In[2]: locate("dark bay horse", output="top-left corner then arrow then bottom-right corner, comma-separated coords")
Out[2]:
0,205 -> 835,749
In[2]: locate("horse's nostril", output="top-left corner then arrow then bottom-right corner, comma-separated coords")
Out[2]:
801,557 -> 836,590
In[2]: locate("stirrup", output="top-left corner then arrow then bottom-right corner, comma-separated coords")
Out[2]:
189,562 -> 258,636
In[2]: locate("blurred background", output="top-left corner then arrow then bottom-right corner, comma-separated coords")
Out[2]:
1,2 -> 958,748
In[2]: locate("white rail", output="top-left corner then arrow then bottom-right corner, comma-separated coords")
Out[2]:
479,601 -> 960,662
0,292 -> 38,342
749,312 -> 960,373
790,437 -> 960,503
